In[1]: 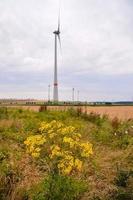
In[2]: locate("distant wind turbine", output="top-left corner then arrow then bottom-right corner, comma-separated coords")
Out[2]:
77,90 -> 79,102
48,84 -> 51,102
53,6 -> 61,102
72,88 -> 75,102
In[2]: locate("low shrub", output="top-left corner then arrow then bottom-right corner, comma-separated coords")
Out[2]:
0,107 -> 8,119
115,170 -> 131,187
111,117 -> 120,130
0,149 -> 9,162
80,112 -> 109,127
114,169 -> 133,200
114,135 -> 131,149
29,175 -> 87,200
0,162 -> 13,200
90,120 -> 113,144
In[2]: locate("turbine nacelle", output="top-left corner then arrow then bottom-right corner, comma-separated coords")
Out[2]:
53,30 -> 60,35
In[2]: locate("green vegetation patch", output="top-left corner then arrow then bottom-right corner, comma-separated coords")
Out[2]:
0,108 -> 132,200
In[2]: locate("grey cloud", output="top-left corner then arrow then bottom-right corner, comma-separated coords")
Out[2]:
0,0 -> 133,100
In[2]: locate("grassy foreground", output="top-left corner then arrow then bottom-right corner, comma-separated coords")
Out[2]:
0,107 -> 133,200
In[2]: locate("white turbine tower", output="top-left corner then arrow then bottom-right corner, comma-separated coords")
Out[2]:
53,10 -> 61,102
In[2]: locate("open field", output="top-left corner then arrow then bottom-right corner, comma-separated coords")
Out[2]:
85,106 -> 133,120
1,105 -> 133,120
0,107 -> 133,200
47,106 -> 133,120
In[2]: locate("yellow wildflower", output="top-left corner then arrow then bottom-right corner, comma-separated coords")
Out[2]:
63,165 -> 73,175
57,154 -> 74,175
35,147 -> 41,152
63,137 -> 76,148
31,152 -> 40,158
24,120 -> 93,176
81,142 -> 93,157
24,135 -> 46,146
49,133 -> 56,139
50,145 -> 61,158
74,159 -> 82,171
29,145 -> 35,153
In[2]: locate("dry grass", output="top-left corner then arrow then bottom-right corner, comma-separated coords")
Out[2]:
81,147 -> 119,199
17,155 -> 43,190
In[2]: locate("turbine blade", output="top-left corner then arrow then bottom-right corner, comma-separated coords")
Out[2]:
58,0 -> 61,32
58,12 -> 60,32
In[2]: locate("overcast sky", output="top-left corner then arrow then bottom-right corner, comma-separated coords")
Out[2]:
0,0 -> 133,101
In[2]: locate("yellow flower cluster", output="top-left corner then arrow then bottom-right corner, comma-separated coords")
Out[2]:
58,154 -> 74,175
24,135 -> 46,158
81,142 -> 93,157
39,120 -> 63,133
63,137 -> 93,157
60,126 -> 76,135
24,120 -> 93,175
50,145 -> 62,158
63,137 -> 76,148
57,154 -> 83,175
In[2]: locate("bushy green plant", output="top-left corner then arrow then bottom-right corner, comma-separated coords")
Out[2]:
91,120 -> 113,144
114,169 -> 133,200
92,129 -> 113,144
0,107 -> 8,119
111,117 -> 120,130
114,135 -> 131,149
115,170 -> 130,187
111,119 -> 133,149
0,149 -> 9,162
80,112 -> 109,127
115,190 -> 133,200
125,146 -> 133,165
1,130 -> 25,143
0,161 -> 12,200
29,175 -> 87,200
68,108 -> 80,118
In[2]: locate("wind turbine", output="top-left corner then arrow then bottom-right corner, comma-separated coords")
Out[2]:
72,88 -> 75,102
77,90 -> 79,102
48,84 -> 51,102
53,9 -> 61,102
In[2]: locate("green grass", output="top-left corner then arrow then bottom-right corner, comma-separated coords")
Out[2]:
0,107 -> 133,200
